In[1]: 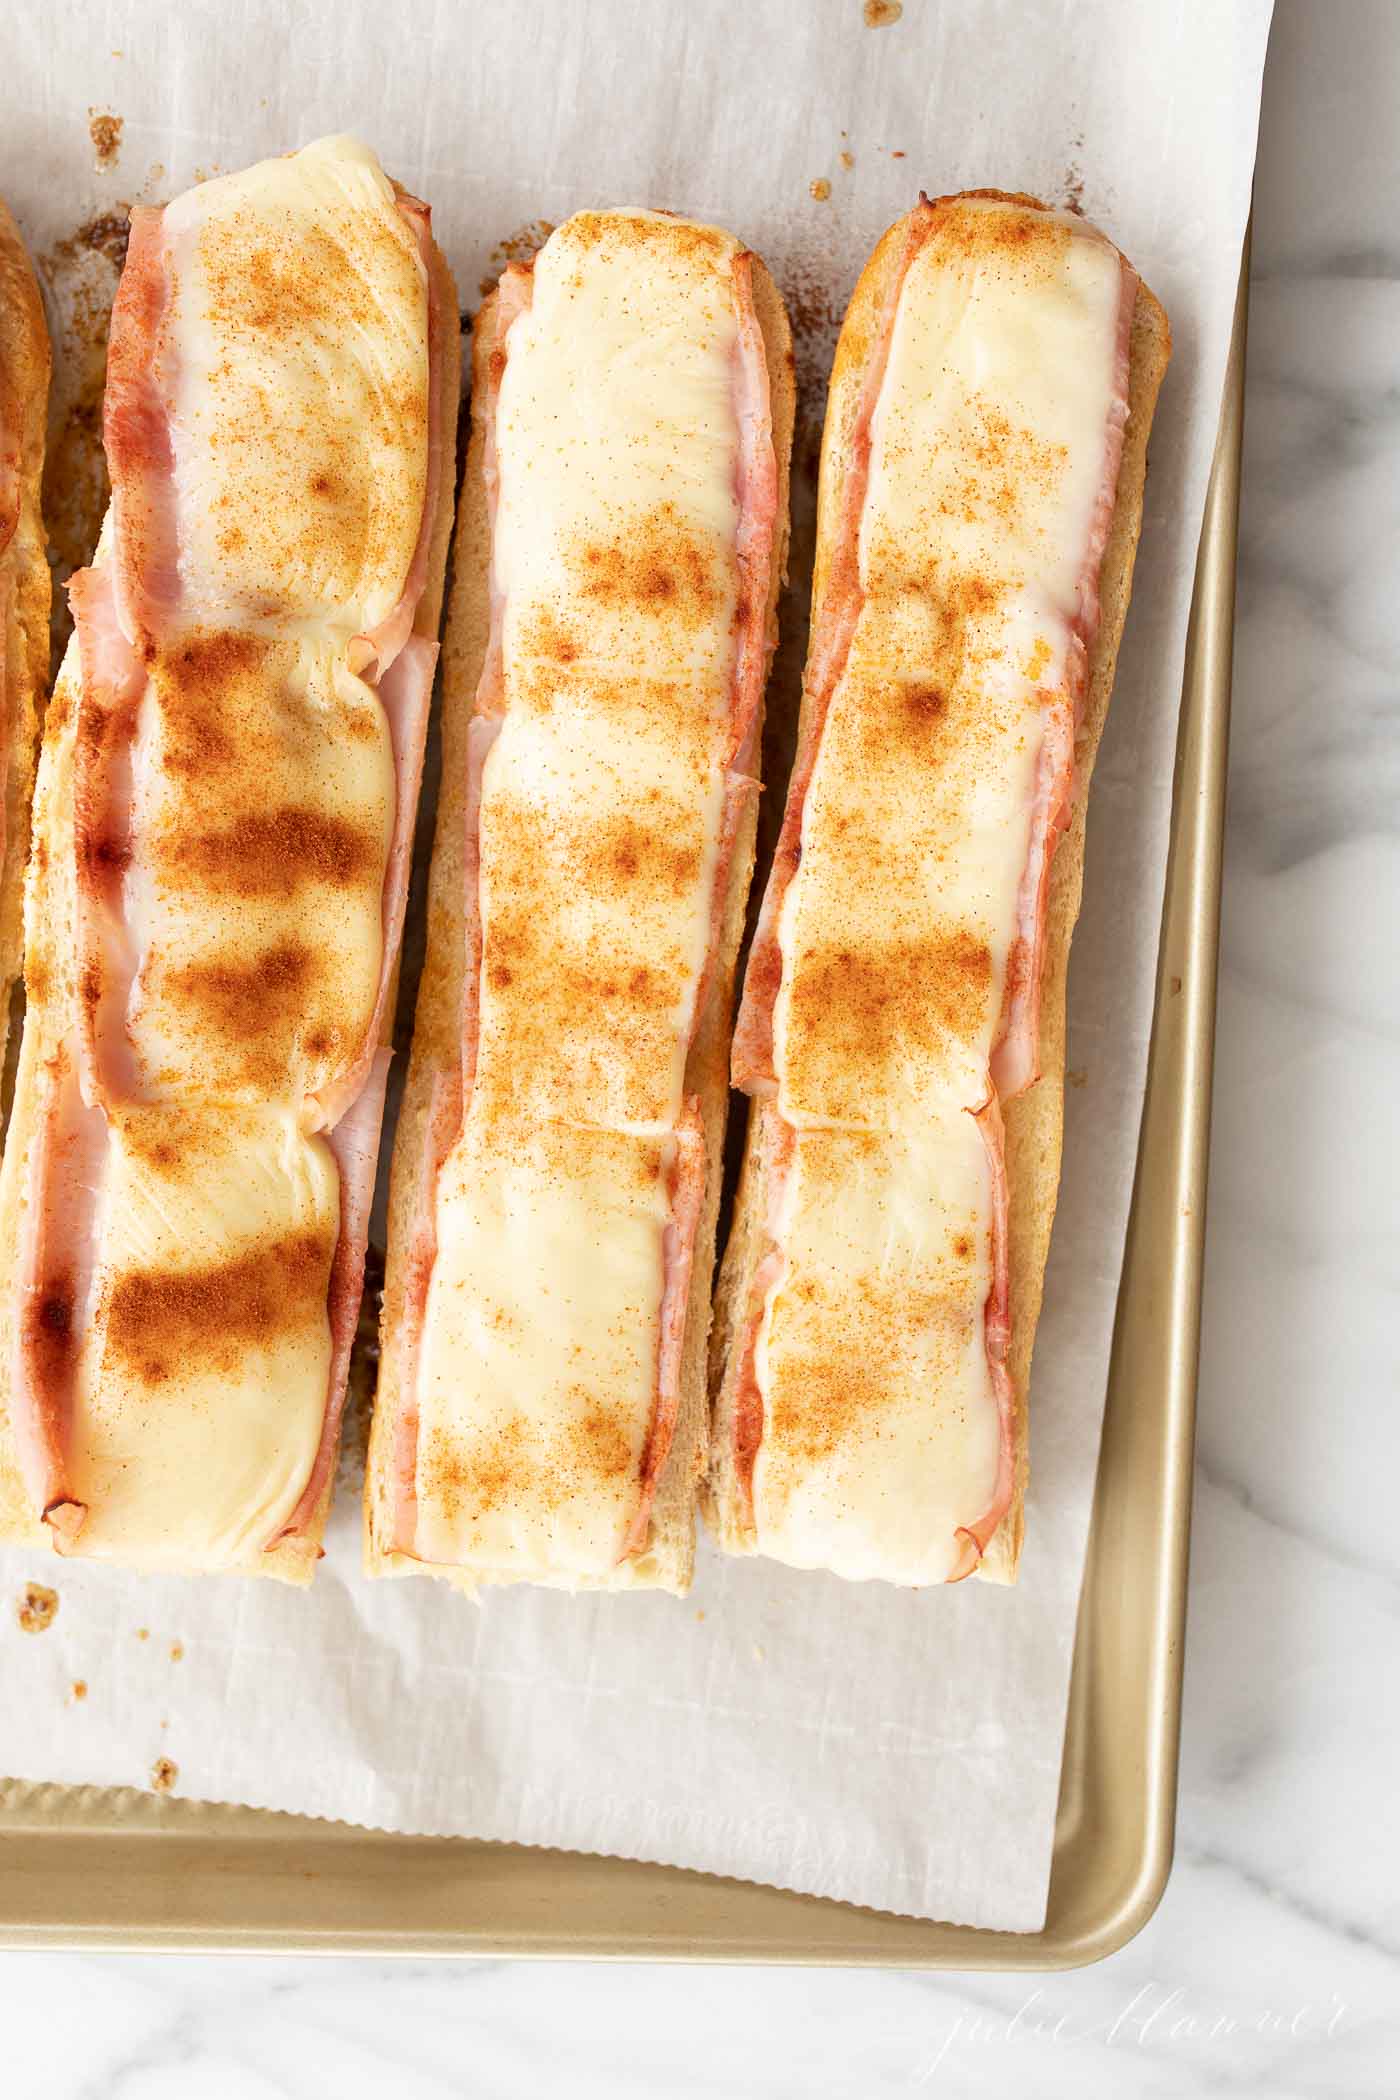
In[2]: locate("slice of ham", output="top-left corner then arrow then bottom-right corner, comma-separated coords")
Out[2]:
727,250 -> 780,776
69,561 -> 147,1108
271,1048 -> 392,1546
11,1042 -> 108,1546
104,205 -> 179,650
730,205 -> 930,1097
619,1099 -> 707,1561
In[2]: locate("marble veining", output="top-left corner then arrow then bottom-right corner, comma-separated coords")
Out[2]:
2,2 -> 1398,2091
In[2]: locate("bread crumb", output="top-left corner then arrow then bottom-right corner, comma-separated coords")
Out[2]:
839,150 -> 855,171
891,149 -> 906,159
863,0 -> 902,24
1066,1068 -> 1088,1089
17,1583 -> 58,1634
71,1680 -> 88,1702
136,1627 -> 149,1640
809,178 -> 832,202
150,1758 -> 178,1794
752,1643 -> 766,1663
695,1609 -> 706,1623
87,110 -> 123,171
169,1641 -> 184,1662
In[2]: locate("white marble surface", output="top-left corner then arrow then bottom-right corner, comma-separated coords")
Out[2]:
3,2 -> 1397,2090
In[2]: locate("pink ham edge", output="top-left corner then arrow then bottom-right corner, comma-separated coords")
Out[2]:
270,1047 -> 392,1548
727,251 -> 780,777
69,562 -> 146,1108
104,206 -> 179,648
619,1098 -> 707,1562
11,1041 -> 108,1545
730,204 -> 931,1097
990,252 -> 1137,1100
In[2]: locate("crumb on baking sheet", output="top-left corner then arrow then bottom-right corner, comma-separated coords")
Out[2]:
150,1758 -> 178,1794
863,0 -> 902,24
839,150 -> 855,170
891,149 -> 906,159
70,1680 -> 88,1702
752,1643 -> 766,1663
135,1627 -> 149,1641
809,178 -> 832,202
170,1641 -> 184,1662
695,1609 -> 706,1623
17,1582 -> 58,1634
88,109 -> 123,171
1066,1068 -> 1088,1088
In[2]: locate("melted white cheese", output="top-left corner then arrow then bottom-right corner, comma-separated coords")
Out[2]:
123,636 -> 394,1105
413,210 -> 745,1578
413,1117 -> 673,1574
67,1105 -> 336,1570
753,1114 -> 1001,1584
163,135 -> 429,641
755,199 -> 1124,1583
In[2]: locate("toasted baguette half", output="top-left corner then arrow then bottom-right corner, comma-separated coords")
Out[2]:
366,247 -> 795,1593
707,194 -> 1171,1583
0,220 -> 460,1581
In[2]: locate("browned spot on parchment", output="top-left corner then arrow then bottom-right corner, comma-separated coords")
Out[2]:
88,110 -> 124,170
17,1582 -> 58,1634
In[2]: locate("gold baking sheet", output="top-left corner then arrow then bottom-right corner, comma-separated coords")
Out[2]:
0,251 -> 1248,1969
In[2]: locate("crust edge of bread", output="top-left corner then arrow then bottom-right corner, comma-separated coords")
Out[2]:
705,195 -> 1172,1587
0,199 -> 51,1079
364,240 -> 795,1597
